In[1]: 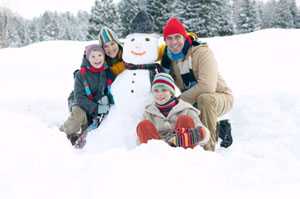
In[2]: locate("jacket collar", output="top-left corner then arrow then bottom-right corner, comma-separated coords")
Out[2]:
145,99 -> 199,119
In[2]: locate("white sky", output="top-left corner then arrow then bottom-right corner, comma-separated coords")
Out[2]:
1,0 -> 299,19
0,0 -> 97,18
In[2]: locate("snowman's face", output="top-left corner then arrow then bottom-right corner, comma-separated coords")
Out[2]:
122,33 -> 160,65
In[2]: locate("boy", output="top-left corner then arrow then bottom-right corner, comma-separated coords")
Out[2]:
137,73 -> 210,149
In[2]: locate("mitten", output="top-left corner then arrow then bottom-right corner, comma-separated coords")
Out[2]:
97,95 -> 110,115
106,86 -> 115,105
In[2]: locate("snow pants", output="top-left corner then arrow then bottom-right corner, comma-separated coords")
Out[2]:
181,92 -> 233,151
61,106 -> 88,135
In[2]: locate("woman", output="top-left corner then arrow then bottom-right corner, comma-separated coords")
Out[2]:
99,27 -> 125,79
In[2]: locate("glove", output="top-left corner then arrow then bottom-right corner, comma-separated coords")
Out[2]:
97,95 -> 110,115
167,126 -> 208,148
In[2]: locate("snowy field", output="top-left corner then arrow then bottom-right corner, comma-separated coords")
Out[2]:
0,29 -> 300,198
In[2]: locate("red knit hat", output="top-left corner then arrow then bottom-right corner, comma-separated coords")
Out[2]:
163,17 -> 192,44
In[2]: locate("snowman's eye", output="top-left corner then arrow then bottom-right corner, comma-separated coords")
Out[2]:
131,38 -> 135,42
145,38 -> 150,42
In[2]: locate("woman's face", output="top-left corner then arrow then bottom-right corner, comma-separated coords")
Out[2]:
165,33 -> 185,53
88,50 -> 105,68
103,41 -> 120,58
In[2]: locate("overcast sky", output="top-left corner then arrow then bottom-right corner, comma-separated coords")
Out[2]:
1,0 -> 96,18
1,0 -> 299,19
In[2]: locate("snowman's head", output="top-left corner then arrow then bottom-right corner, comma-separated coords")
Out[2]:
122,33 -> 160,65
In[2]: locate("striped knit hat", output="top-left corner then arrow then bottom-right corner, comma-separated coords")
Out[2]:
99,27 -> 122,47
152,73 -> 176,96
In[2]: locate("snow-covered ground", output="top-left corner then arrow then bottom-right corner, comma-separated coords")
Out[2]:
1,29 -> 300,199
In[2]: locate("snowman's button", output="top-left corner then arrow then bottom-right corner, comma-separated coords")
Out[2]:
132,80 -> 135,84
131,90 -> 134,93
133,73 -> 136,76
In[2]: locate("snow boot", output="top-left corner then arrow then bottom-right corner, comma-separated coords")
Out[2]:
217,119 -> 233,148
67,134 -> 80,146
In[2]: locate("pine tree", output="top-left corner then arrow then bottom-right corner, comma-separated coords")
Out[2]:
58,12 -> 73,40
87,0 -> 120,40
179,0 -> 233,37
0,7 -> 9,48
236,0 -> 261,33
171,0 -> 186,22
6,15 -> 30,47
28,18 -> 40,44
261,0 -> 277,29
75,11 -> 90,41
145,0 -> 170,33
118,0 -> 142,36
296,7 -> 300,28
39,11 -> 60,41
288,0 -> 298,27
273,0 -> 294,28
179,0 -> 202,35
215,0 -> 235,36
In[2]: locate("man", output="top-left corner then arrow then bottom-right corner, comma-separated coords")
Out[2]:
160,17 -> 233,151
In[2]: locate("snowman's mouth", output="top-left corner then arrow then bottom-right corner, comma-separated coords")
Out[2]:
131,50 -> 146,56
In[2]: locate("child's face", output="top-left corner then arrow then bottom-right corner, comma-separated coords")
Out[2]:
88,50 -> 105,68
153,87 -> 172,105
103,41 -> 120,59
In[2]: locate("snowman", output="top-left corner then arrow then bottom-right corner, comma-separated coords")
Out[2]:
84,11 -> 163,151
110,11 -> 161,111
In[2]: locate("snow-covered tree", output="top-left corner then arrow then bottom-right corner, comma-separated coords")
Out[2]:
236,0 -> 261,33
232,0 -> 241,31
145,0 -> 170,33
170,0 -> 186,22
179,0 -> 233,37
87,0 -> 120,40
260,0 -> 277,29
288,0 -> 298,27
27,18 -> 40,44
118,0 -> 141,36
6,14 -> 30,47
0,7 -> 9,48
273,0 -> 294,28
39,11 -> 60,41
214,0 -> 235,36
75,11 -> 90,41
0,8 -> 91,47
296,7 -> 300,28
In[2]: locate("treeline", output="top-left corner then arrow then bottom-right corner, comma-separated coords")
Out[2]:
0,0 -> 299,48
